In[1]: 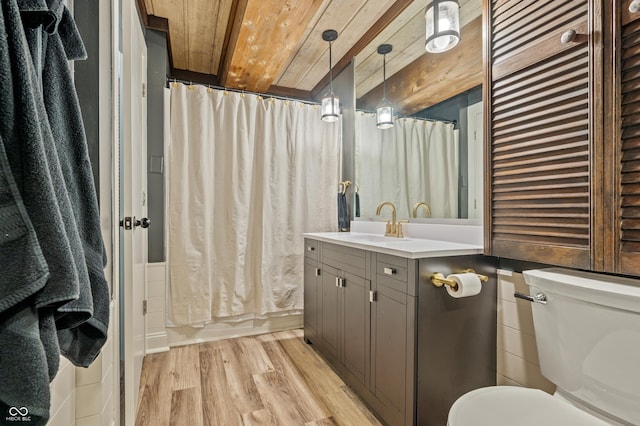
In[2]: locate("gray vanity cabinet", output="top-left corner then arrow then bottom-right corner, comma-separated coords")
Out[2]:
370,253 -> 417,426
303,238 -> 417,426
304,240 -> 371,389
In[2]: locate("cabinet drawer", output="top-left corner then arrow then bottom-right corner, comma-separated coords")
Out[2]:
322,242 -> 366,278
304,239 -> 319,261
376,253 -> 408,284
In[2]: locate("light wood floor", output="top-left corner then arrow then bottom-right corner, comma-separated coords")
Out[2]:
135,329 -> 382,425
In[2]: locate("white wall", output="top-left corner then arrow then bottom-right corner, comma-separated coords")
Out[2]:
496,270 -> 554,393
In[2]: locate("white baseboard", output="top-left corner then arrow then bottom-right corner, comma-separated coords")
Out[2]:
146,331 -> 170,354
166,314 -> 303,347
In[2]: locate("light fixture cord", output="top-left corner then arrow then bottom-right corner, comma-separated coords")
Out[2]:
382,53 -> 387,101
329,40 -> 334,94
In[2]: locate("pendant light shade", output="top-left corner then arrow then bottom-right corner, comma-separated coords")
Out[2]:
376,44 -> 394,129
321,29 -> 340,122
425,0 -> 460,53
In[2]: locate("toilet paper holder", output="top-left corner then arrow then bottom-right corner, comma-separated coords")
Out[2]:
431,269 -> 488,290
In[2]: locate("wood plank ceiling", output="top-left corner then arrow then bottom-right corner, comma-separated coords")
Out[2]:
139,0 -> 482,114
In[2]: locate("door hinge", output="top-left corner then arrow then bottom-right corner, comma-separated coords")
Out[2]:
142,82 -> 146,98
143,300 -> 148,315
369,290 -> 376,303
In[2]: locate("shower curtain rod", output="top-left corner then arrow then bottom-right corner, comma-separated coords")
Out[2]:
165,76 -> 321,106
357,109 -> 457,125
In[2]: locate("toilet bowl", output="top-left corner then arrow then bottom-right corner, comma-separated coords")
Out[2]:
447,386 -> 610,426
447,268 -> 640,426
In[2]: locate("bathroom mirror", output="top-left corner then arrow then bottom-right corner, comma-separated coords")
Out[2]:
352,0 -> 483,221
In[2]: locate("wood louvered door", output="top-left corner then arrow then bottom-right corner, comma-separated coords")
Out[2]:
616,1 -> 640,274
485,0 -> 602,269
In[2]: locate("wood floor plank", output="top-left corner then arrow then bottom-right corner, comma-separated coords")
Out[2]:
169,387 -> 203,426
218,337 -> 271,415
252,371 -> 307,425
135,350 -> 176,426
173,344 -> 201,390
199,341 -> 243,425
240,408 -> 278,425
260,338 -> 330,422
136,329 -> 382,426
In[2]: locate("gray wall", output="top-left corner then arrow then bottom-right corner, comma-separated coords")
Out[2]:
146,30 -> 169,262
414,86 -> 482,218
74,0 -> 100,198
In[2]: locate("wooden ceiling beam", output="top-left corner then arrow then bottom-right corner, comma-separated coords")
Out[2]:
222,0 -> 325,93
356,16 -> 483,115
310,0 -> 413,99
219,0 -> 249,87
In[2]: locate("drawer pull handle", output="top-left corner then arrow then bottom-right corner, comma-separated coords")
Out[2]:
315,268 -> 320,277
631,0 -> 640,13
383,267 -> 396,275
307,246 -> 315,252
560,29 -> 576,44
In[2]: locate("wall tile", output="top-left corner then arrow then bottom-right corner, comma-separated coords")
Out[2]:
75,383 -> 103,419
146,263 -> 166,282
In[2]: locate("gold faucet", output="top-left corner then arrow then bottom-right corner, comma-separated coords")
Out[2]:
376,202 -> 403,237
412,202 -> 432,218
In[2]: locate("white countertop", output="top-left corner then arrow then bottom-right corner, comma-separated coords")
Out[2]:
302,231 -> 483,259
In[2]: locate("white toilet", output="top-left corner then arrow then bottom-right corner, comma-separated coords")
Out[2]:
447,268 -> 640,426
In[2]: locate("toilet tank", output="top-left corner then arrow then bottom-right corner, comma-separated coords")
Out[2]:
522,268 -> 640,425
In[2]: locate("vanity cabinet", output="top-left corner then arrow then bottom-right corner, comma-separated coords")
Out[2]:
485,0 -> 640,275
370,254 -> 416,426
303,237 -> 498,426
303,239 -> 416,425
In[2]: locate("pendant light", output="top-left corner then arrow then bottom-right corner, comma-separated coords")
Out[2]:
376,44 -> 394,129
425,0 -> 460,53
321,29 -> 339,122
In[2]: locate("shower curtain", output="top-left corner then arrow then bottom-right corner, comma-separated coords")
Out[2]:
355,114 -> 459,219
168,84 -> 341,326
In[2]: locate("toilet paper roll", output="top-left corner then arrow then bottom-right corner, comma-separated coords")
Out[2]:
445,273 -> 482,298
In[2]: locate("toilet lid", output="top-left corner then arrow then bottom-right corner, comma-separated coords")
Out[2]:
448,387 -> 610,426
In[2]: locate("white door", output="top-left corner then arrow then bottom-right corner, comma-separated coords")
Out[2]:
467,102 -> 483,220
121,1 -> 148,423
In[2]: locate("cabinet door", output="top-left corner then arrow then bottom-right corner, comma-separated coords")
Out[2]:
303,257 -> 320,344
370,282 -> 412,425
341,271 -> 368,387
485,0 -> 600,269
614,1 -> 640,274
320,265 -> 340,367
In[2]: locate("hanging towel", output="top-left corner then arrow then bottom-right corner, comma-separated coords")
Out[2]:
0,303 -> 52,426
0,0 -> 108,422
37,2 -> 109,365
0,138 -> 49,314
338,191 -> 349,231
355,190 -> 360,218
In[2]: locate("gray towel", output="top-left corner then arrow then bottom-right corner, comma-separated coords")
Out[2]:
38,2 -> 109,366
338,192 -> 349,231
0,303 -> 51,426
0,137 -> 49,313
0,0 -> 106,421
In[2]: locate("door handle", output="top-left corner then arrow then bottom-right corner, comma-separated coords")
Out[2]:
133,217 -> 151,229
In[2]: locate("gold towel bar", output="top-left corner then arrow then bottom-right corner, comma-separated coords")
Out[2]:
431,269 -> 489,290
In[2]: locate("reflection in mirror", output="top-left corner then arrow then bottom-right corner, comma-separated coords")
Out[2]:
355,114 -> 459,219
354,86 -> 482,220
